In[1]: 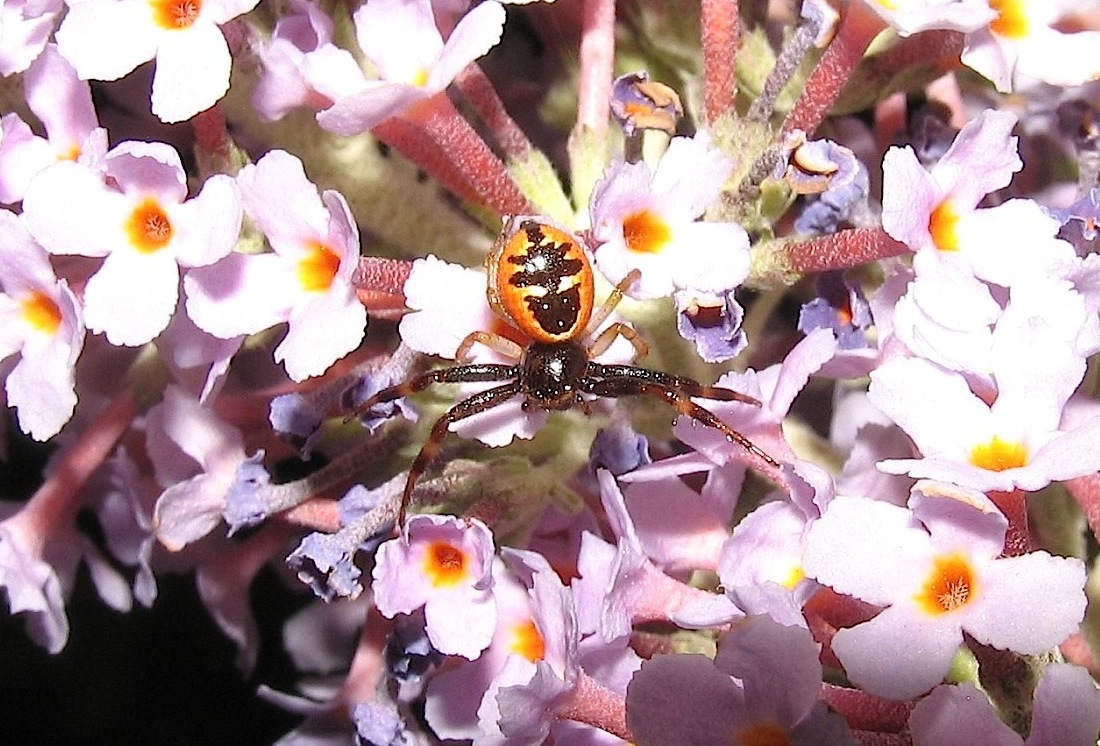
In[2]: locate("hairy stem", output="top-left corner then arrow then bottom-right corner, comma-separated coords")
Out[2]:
782,1 -> 884,136
701,0 -> 740,124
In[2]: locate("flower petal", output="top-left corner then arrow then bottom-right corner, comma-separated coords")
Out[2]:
150,21 -> 231,123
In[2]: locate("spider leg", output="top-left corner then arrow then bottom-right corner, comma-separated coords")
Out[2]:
583,376 -> 779,468
583,268 -> 641,339
454,330 -> 524,363
586,321 -> 649,364
397,381 -> 523,524
351,362 -> 518,419
587,363 -> 763,406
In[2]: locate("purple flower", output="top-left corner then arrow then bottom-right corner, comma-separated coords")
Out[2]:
803,486 -> 1086,700
222,452 -> 274,535
185,149 -> 366,381
372,514 -> 497,659
674,288 -> 747,363
287,530 -> 366,602
797,271 -> 872,350
627,615 -> 857,744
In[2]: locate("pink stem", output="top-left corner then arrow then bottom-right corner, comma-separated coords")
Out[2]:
14,390 -> 137,553
782,1 -> 885,136
558,669 -> 632,741
339,606 -> 392,704
701,0 -> 740,123
354,256 -> 412,318
821,684 -> 912,734
869,29 -> 965,82
575,0 -> 616,139
1066,473 -> 1100,547
279,497 -> 342,533
852,732 -> 912,746
373,94 -> 531,215
783,227 -> 909,275
191,105 -> 231,167
455,65 -> 535,161
987,489 -> 1030,557
1061,631 -> 1097,674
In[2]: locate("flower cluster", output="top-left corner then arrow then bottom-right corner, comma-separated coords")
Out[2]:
3,0 -> 1100,743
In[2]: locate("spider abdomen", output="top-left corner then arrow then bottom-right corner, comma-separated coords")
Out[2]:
487,218 -> 595,344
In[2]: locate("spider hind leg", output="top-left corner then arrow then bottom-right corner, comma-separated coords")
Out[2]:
587,362 -> 764,407
583,376 -> 779,469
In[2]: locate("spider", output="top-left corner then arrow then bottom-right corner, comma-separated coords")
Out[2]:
358,217 -> 778,524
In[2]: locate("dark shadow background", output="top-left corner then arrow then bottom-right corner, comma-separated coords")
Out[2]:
0,426 -> 306,745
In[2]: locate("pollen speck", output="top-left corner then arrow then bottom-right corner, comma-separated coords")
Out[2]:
125,198 -> 174,253
423,541 -> 468,587
622,209 -> 671,254
21,290 -> 63,335
915,554 -> 976,615
510,619 -> 545,662
151,0 -> 202,29
970,436 -> 1028,472
297,243 -> 341,292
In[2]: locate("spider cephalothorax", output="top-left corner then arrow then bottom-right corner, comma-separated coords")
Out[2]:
358,217 -> 777,523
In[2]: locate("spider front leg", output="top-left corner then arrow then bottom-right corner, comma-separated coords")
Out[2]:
583,377 -> 779,468
581,269 -> 648,363
352,362 -> 518,418
454,330 -> 524,364
586,322 -> 649,364
395,381 -> 523,524
587,362 -> 764,407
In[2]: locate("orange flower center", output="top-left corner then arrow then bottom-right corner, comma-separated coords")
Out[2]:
989,0 -> 1029,39
622,209 -> 671,254
21,290 -> 63,335
297,243 -> 341,292
916,553 -> 976,615
510,619 -> 545,662
735,721 -> 790,746
125,197 -> 174,253
928,199 -> 961,252
423,541 -> 468,587
151,0 -> 202,29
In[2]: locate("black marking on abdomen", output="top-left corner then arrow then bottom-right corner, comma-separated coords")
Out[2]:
524,285 -> 581,336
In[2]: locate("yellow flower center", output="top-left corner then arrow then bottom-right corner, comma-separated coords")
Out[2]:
622,209 -> 671,254
150,0 -> 202,29
21,290 -> 63,335
297,243 -> 341,292
57,142 -> 82,162
125,197 -> 174,253
970,436 -> 1028,472
916,553 -> 976,615
422,541 -> 469,587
